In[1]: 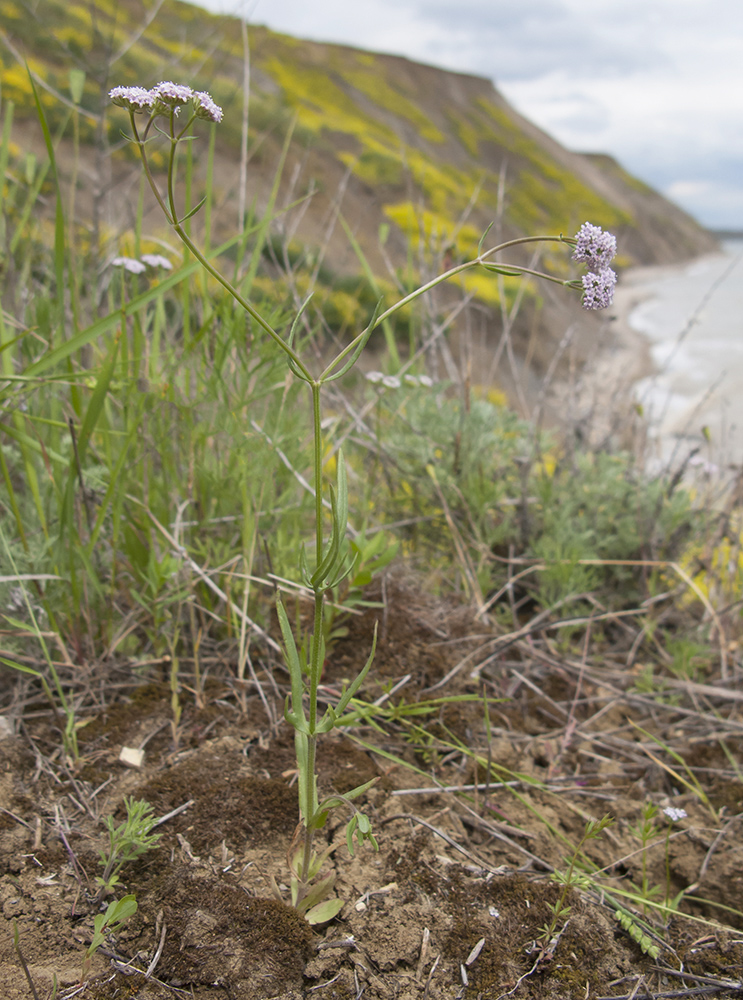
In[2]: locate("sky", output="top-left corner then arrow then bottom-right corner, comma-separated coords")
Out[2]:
188,0 -> 743,231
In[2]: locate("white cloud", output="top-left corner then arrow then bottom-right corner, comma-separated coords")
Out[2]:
666,181 -> 743,229
191,0 -> 743,227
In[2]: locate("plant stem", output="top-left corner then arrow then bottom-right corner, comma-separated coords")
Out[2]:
299,382 -> 327,886
129,112 -> 312,381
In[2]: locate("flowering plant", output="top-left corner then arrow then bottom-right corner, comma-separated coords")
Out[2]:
111,79 -> 618,920
571,221 -> 618,309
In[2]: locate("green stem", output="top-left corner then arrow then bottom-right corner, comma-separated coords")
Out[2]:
129,113 -> 312,382
319,235 -> 572,381
664,826 -> 672,907
298,728 -> 318,887
133,109 -> 575,389
373,235 -> 567,328
311,383 -> 323,565
299,385 -> 327,885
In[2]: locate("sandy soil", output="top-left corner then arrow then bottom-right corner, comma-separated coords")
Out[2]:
2,574 -> 743,999
545,269 -> 659,454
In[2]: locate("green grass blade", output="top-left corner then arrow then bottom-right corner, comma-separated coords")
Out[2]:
27,68 -> 67,347
338,212 -> 401,368
23,236 -> 244,379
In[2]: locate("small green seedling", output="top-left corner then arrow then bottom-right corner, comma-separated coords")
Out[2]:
96,797 -> 161,900
540,814 -> 614,956
82,894 -> 138,981
629,801 -> 662,909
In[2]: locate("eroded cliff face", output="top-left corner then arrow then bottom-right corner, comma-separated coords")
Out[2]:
1,0 -> 718,408
239,29 -> 717,268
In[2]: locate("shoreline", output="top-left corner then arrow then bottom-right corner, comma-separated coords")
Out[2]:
548,265 -> 661,449
574,241 -> 743,466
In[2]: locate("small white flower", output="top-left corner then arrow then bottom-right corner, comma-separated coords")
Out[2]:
404,374 -> 419,386
418,374 -> 434,387
382,375 -> 401,389
663,806 -> 687,823
141,254 -> 173,270
365,371 -> 385,383
112,256 -> 146,275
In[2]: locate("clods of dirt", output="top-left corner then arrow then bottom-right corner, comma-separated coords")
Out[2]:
3,581 -> 743,998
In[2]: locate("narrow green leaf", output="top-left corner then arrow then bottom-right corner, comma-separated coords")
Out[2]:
298,871 -> 335,914
276,597 -> 305,712
322,297 -> 384,382
306,897 -> 344,925
27,68 -> 66,345
75,332 -> 121,465
338,214 -> 400,367
332,622 -> 377,716
477,219 -> 495,256
178,194 -> 208,223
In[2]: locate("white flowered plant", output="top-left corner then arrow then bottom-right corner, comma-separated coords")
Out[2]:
110,79 -> 619,922
140,253 -> 173,270
112,253 -> 173,273
109,83 -> 223,123
662,806 -> 687,823
571,221 -> 618,310
111,255 -> 147,274
662,804 -> 688,909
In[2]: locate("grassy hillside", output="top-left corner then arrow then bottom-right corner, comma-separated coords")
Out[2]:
0,0 -> 716,271
0,0 -> 721,410
3,8 -> 743,992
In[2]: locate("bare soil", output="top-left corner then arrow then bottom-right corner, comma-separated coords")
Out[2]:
2,574 -> 743,999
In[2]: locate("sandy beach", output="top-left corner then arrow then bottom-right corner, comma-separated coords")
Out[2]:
623,243 -> 743,467
568,242 -> 743,468
548,264 -> 659,452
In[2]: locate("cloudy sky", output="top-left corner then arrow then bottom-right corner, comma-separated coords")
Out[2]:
192,0 -> 742,230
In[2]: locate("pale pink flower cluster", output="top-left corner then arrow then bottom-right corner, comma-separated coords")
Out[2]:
108,83 -> 223,123
572,222 -> 617,268
572,222 -> 618,310
109,85 -> 153,112
581,268 -> 617,310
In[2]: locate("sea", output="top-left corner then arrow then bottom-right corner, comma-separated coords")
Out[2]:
627,239 -> 743,471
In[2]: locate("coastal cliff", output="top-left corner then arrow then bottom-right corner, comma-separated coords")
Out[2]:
0,0 -> 718,406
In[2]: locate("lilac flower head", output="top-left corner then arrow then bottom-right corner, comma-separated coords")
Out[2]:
193,90 -> 224,123
663,806 -> 687,823
572,222 -> 617,269
112,256 -> 147,275
109,86 -> 154,113
581,268 -> 617,310
152,81 -> 194,109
